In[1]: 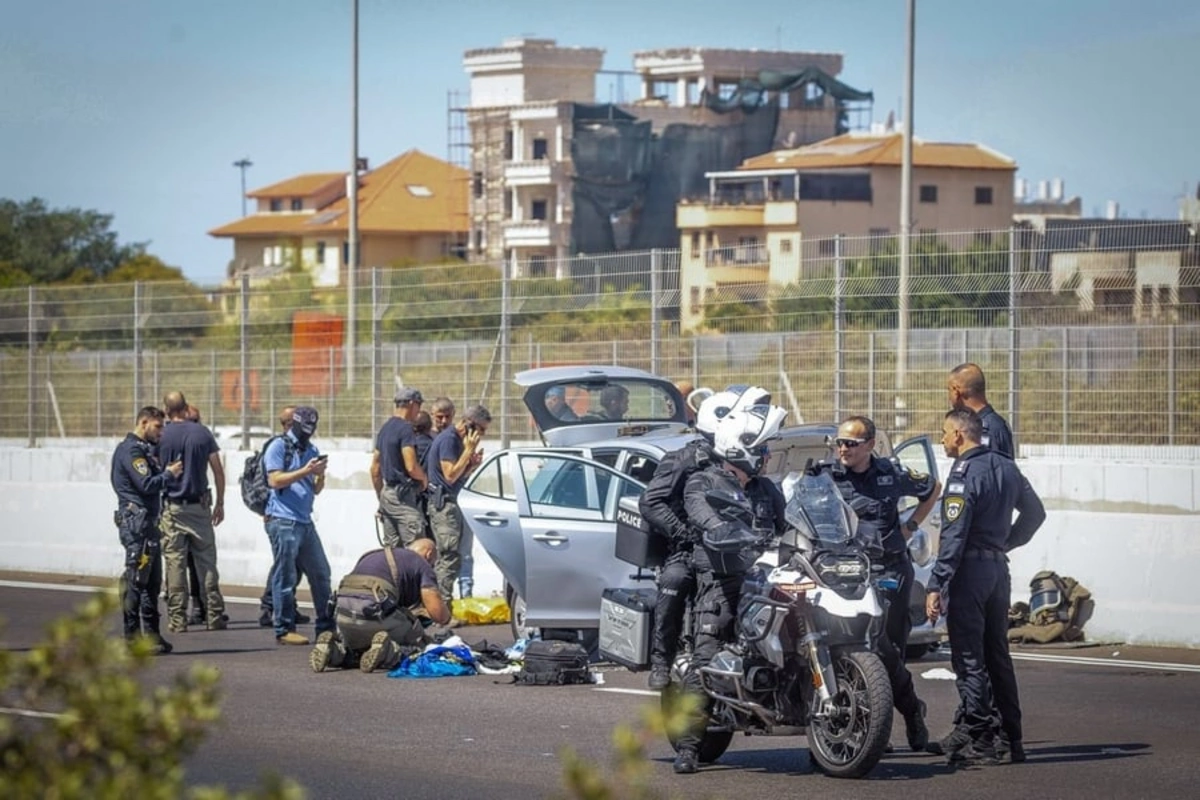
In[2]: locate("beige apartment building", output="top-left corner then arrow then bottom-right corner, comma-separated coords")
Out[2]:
458,37 -> 866,274
676,131 -> 1016,330
209,150 -> 467,285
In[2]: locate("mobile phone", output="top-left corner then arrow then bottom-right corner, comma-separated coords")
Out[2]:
314,454 -> 329,463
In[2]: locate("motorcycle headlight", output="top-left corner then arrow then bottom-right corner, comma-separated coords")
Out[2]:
815,552 -> 868,585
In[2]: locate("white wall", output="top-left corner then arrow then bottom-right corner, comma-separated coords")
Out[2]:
1,446 -> 1197,646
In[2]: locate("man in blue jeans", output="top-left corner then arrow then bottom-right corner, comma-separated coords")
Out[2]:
263,405 -> 334,645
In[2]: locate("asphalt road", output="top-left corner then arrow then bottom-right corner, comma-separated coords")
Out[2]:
3,579 -> 1200,800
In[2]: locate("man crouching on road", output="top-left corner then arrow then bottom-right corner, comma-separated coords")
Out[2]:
310,539 -> 451,674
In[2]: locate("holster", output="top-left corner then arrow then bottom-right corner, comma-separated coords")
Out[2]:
430,484 -> 447,512
116,504 -> 149,549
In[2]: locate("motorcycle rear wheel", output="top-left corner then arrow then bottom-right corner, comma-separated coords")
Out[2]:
807,650 -> 893,779
661,682 -> 735,763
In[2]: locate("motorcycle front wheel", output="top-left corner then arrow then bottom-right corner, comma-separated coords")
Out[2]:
661,682 -> 734,764
807,650 -> 893,779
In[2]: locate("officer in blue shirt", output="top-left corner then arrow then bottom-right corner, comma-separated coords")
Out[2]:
263,405 -> 334,645
424,405 -> 490,603
948,363 -> 1014,457
925,408 -> 1045,764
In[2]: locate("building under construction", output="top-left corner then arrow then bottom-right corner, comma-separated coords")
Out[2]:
449,38 -> 873,275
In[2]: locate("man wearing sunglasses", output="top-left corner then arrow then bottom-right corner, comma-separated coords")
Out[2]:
809,415 -> 941,754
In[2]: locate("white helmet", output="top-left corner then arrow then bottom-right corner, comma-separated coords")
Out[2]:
712,404 -> 788,476
696,384 -> 775,438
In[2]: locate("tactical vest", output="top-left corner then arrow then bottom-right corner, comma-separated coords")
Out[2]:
1008,570 -> 1094,644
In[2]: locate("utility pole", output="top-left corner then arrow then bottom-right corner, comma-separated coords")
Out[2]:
347,0 -> 360,388
233,158 -> 252,217
896,0 -> 915,433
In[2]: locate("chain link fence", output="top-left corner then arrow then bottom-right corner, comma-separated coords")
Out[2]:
1,223 -> 1197,449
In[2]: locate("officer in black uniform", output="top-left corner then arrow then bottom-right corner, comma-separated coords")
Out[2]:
948,362 -> 1014,457
809,415 -> 940,752
640,386 -> 771,691
925,408 -> 1046,764
111,406 -> 182,653
671,404 -> 787,775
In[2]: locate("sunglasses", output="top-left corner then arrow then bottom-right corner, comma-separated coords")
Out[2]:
834,437 -> 870,449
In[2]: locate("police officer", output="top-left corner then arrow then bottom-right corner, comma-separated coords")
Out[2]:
809,415 -> 940,752
111,406 -> 182,653
639,385 -> 770,691
925,408 -> 1046,764
424,404 -> 490,604
948,363 -> 1014,457
370,388 -> 429,547
672,404 -> 788,775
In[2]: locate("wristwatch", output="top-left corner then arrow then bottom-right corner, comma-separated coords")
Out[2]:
904,518 -> 920,534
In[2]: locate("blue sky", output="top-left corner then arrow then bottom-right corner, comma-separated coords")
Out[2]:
4,0 -> 1198,285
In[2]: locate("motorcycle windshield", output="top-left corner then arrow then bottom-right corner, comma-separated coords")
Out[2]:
784,472 -> 855,547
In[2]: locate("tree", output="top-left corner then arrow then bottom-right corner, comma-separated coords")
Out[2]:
0,590 -> 304,799
0,198 -> 145,284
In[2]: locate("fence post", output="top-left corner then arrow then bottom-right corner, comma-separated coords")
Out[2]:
371,267 -> 381,433
650,247 -> 661,378
1168,324 -> 1176,445
133,281 -> 143,420
868,331 -> 876,421
833,234 -> 845,421
269,349 -> 277,424
462,343 -> 469,406
328,346 -> 336,438
499,251 -> 512,450
692,337 -> 699,388
1061,327 -> 1069,446
95,353 -> 102,436
27,286 -> 35,448
209,350 -> 217,425
239,271 -> 249,451
1008,226 -> 1019,446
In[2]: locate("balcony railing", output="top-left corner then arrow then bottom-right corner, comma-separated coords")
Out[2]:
705,244 -> 769,267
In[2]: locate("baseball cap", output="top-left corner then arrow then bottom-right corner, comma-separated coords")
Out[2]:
394,387 -> 424,406
291,406 -> 319,437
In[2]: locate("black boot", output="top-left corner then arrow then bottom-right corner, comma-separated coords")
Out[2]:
673,747 -> 698,774
904,699 -> 930,752
648,665 -> 671,691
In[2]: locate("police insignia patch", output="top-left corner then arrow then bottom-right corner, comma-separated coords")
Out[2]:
132,457 -> 150,477
877,475 -> 894,486
944,496 -> 965,522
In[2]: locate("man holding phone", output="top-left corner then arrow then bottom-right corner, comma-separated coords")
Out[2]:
424,404 -> 491,605
263,405 -> 335,645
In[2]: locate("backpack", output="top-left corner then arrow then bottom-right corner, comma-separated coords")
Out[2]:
515,640 -> 591,686
240,435 -> 296,515
1008,570 -> 1094,644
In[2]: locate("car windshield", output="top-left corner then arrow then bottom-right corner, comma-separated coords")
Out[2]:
540,379 -> 678,424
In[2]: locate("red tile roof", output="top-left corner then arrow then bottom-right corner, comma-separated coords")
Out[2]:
741,132 -> 1016,171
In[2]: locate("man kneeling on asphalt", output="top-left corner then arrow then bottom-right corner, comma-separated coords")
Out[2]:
310,539 -> 451,674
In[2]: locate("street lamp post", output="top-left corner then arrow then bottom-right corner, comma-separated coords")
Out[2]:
233,158 -> 252,218
896,0 -> 915,433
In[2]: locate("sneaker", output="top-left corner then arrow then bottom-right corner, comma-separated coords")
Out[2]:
258,609 -> 274,627
310,631 -> 344,673
207,618 -> 228,631
673,748 -> 699,774
904,699 -> 930,752
952,739 -> 999,765
926,725 -> 973,758
360,631 -> 399,673
647,666 -> 671,691
295,611 -> 311,625
276,631 -> 309,646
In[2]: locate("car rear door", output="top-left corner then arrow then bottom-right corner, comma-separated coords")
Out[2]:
511,452 -> 647,629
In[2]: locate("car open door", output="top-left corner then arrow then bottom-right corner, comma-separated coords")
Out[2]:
508,452 -> 647,629
891,434 -> 940,539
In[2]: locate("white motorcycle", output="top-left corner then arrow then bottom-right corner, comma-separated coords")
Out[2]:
664,470 -> 895,778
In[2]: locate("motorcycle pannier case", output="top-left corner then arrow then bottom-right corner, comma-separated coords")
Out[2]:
615,495 -> 666,569
599,587 -> 657,670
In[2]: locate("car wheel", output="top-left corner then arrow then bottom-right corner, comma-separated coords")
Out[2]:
506,584 -> 537,642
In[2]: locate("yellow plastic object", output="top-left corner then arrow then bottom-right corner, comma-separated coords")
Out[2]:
451,596 -> 511,625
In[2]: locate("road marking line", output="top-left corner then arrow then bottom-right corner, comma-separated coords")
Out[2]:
594,687 -> 660,697
1012,652 -> 1200,674
0,580 -> 308,607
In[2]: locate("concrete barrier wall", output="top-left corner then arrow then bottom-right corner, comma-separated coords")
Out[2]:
1,446 -> 1197,647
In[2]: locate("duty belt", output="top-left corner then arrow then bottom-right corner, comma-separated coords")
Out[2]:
963,548 -> 1007,562
166,495 -> 205,505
